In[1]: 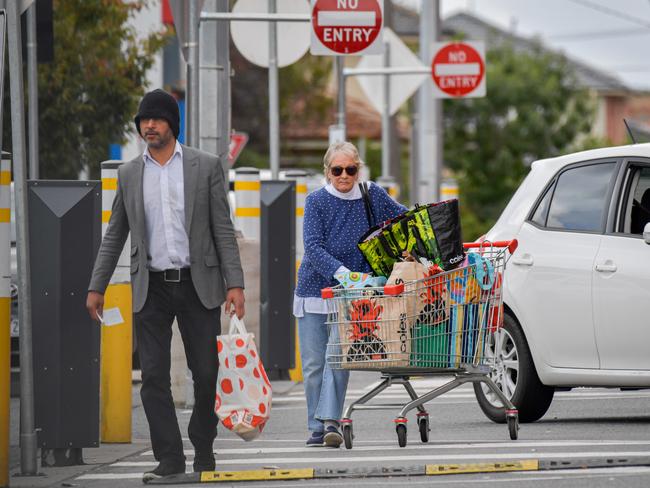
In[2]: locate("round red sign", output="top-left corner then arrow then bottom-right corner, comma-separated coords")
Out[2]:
312,0 -> 383,55
431,43 -> 485,97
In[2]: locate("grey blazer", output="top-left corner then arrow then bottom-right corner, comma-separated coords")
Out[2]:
88,145 -> 244,313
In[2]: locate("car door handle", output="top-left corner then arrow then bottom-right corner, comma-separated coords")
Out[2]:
512,254 -> 533,266
595,262 -> 617,273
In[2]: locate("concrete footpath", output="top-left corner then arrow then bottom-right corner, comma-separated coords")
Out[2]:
7,376 -> 300,488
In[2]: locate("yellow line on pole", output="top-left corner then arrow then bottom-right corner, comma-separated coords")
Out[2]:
200,468 -> 314,482
296,184 -> 307,194
101,178 -> 118,190
100,283 -> 133,443
102,210 -> 112,223
426,460 -> 539,476
0,172 -> 10,186
0,210 -> 9,224
235,207 -> 261,217
0,297 -> 9,487
289,259 -> 303,382
234,181 -> 261,191
295,208 -> 304,217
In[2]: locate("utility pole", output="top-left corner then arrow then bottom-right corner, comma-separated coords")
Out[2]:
187,0 -> 200,147
215,0 -> 231,192
26,1 -> 38,179
268,0 -> 280,179
7,0 -> 38,475
416,0 -> 442,203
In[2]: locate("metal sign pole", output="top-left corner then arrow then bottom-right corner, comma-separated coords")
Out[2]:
7,0 -> 37,475
381,41 -> 390,178
187,0 -> 200,147
335,56 -> 346,140
268,0 -> 280,179
26,1 -> 38,179
417,0 -> 441,203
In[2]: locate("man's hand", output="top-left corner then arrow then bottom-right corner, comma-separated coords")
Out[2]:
224,287 -> 245,319
86,291 -> 105,322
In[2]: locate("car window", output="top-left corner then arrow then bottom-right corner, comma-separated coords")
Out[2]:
530,183 -> 554,227
621,166 -> 650,234
545,162 -> 616,232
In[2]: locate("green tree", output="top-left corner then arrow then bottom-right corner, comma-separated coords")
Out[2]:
443,43 -> 598,240
23,1 -> 168,179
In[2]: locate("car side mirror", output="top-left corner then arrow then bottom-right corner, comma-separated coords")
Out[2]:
644,223 -> 650,245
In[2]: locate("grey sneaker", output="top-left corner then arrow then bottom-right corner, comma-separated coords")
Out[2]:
142,462 -> 185,483
323,426 -> 343,448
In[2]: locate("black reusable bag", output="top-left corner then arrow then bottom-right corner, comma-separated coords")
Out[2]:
425,199 -> 464,270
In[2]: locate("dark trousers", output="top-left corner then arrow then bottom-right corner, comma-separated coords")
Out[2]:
134,272 -> 221,465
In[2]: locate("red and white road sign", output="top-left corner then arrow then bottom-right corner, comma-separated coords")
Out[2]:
431,41 -> 486,99
310,0 -> 383,56
228,131 -> 249,166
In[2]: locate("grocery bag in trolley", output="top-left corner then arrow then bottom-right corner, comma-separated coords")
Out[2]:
332,285 -> 411,370
215,316 -> 272,441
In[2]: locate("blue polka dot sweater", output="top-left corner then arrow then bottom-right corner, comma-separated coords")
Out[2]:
295,183 -> 407,298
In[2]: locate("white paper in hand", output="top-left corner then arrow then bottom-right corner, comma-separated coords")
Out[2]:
97,307 -> 124,326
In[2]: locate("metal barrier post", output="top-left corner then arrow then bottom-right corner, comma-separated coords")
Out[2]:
377,175 -> 400,201
100,161 -> 132,442
234,167 -> 261,241
0,156 -> 11,488
282,171 -> 307,382
441,179 -> 459,201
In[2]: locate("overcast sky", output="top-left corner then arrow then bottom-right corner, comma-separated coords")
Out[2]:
395,0 -> 650,91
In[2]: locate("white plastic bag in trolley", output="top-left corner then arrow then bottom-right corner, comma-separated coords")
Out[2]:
215,315 -> 272,441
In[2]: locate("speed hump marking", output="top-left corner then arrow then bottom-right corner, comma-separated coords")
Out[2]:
310,0 -> 384,56
431,41 -> 486,98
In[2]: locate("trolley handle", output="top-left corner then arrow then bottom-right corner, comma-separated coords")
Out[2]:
321,281 -> 405,299
463,239 -> 518,254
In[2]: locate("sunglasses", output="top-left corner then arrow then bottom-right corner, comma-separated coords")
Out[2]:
330,165 -> 358,177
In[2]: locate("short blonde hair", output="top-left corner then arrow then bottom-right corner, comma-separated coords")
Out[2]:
323,141 -> 365,181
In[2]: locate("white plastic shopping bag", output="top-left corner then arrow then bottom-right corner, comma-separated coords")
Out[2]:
215,315 -> 272,441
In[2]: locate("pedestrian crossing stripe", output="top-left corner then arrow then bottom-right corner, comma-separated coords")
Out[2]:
426,459 -> 539,475
200,468 -> 314,482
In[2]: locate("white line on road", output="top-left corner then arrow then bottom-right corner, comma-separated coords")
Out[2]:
115,450 -> 650,467
139,439 -> 650,456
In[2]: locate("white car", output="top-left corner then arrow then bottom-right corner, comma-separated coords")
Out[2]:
475,143 -> 650,423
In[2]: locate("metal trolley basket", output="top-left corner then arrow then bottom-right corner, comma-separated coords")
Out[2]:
321,240 -> 519,449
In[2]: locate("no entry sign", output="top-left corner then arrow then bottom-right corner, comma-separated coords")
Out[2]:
310,0 -> 383,56
431,41 -> 486,98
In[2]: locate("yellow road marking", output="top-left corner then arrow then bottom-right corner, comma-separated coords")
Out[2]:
200,468 -> 314,482
426,460 -> 539,475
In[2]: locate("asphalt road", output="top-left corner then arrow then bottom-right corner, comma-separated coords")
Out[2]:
65,370 -> 650,488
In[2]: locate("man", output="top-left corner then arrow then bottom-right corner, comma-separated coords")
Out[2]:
86,89 -> 245,482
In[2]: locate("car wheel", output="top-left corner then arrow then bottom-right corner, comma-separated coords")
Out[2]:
473,312 -> 554,423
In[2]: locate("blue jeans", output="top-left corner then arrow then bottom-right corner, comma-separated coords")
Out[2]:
298,312 -> 350,433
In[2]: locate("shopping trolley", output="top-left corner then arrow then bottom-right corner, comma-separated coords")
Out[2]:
321,240 -> 519,449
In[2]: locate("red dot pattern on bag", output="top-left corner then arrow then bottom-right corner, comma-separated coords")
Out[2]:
262,386 -> 267,395
259,403 -> 266,414
259,362 -> 271,387
217,340 -> 223,353
239,379 -> 244,390
221,379 -> 233,394
253,367 -> 260,379
235,354 -> 247,368
235,338 -> 245,348
224,357 -> 229,369
249,349 -> 256,358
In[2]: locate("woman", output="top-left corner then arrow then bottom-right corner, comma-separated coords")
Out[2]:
293,141 -> 407,447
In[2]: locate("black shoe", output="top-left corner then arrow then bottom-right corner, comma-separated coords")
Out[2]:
193,452 -> 216,473
142,462 -> 185,483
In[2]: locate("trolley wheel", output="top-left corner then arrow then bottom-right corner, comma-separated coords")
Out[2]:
396,423 -> 407,448
418,416 -> 430,443
507,411 -> 519,440
342,423 -> 353,450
